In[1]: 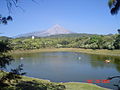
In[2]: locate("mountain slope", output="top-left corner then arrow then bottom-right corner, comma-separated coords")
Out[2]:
16,24 -> 73,37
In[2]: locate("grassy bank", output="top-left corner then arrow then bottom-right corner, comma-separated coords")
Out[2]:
0,71 -> 108,90
10,48 -> 120,57
21,76 -> 109,90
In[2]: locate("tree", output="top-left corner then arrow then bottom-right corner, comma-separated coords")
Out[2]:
108,0 -> 120,15
0,0 -> 27,87
114,35 -> 120,49
0,40 -> 25,88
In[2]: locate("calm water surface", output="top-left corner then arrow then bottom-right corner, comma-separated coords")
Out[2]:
8,52 -> 120,89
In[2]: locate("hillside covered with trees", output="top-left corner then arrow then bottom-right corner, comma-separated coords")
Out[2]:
6,34 -> 120,50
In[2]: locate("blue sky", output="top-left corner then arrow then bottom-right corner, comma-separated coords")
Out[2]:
0,0 -> 120,37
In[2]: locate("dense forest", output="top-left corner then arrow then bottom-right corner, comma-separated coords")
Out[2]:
1,34 -> 119,50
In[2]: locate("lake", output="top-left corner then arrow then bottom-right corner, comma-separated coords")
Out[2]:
8,52 -> 120,89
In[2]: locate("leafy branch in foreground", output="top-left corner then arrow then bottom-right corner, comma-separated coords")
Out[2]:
0,40 -> 26,88
0,54 -> 13,69
108,0 -> 120,15
0,0 -> 39,24
0,15 -> 12,24
0,64 -> 26,87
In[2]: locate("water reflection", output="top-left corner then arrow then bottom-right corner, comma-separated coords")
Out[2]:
89,54 -> 120,72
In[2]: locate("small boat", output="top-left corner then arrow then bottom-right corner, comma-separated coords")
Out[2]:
105,60 -> 111,63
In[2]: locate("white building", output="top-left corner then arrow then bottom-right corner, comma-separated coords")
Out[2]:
32,36 -> 35,40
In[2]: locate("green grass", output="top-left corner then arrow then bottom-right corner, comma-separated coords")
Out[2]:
14,76 -> 109,90
15,76 -> 110,90
10,48 -> 120,57
63,82 -> 109,90
22,76 -> 109,90
0,71 -> 109,90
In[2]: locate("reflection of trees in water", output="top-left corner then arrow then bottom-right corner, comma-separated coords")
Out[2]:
13,52 -> 55,64
89,54 -> 120,89
113,58 -> 120,72
89,54 -> 113,68
89,54 -> 120,72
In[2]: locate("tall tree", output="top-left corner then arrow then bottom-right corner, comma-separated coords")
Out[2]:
0,40 -> 25,88
0,0 -> 27,87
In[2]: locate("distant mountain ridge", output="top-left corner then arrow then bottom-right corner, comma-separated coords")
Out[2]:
16,24 -> 73,38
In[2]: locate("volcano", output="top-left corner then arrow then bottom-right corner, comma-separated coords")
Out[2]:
16,24 -> 73,37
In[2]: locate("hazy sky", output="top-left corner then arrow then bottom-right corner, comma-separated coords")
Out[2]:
0,0 -> 120,37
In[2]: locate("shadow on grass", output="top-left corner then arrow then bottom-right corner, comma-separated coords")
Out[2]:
15,80 -> 65,90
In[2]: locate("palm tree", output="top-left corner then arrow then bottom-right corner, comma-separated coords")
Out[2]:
108,0 -> 120,15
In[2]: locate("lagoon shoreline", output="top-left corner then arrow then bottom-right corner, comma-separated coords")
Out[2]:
7,48 -> 119,89
0,70 -> 109,90
10,48 -> 120,57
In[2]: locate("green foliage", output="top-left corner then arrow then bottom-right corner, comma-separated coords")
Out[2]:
0,74 -> 66,90
0,40 -> 12,52
114,35 -> 120,49
0,54 -> 13,69
0,39 -> 25,88
108,0 -> 120,15
16,81 -> 65,90
0,40 -> 13,69
11,34 -> 120,50
0,36 -> 11,41
0,15 -> 12,24
0,65 -> 25,87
